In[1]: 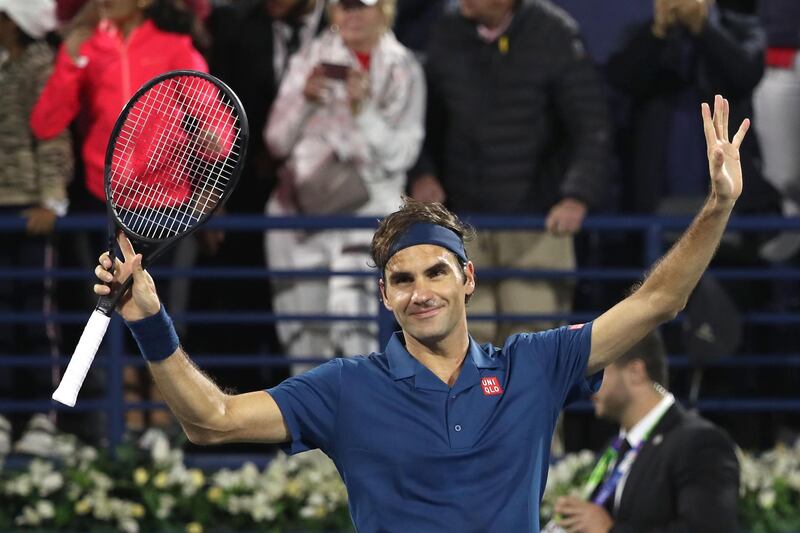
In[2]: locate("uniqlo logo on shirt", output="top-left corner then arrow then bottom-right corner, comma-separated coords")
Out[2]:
481,376 -> 503,396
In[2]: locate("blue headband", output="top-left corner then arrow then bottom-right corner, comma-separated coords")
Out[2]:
387,223 -> 467,264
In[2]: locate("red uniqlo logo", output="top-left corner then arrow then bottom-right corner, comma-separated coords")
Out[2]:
481,376 -> 503,396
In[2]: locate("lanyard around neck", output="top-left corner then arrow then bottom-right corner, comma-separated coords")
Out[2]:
580,405 -> 670,504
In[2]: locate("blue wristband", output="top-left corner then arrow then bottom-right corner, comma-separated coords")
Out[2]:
125,305 -> 180,362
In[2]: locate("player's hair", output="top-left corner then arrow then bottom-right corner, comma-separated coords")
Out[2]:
371,196 -> 475,275
613,329 -> 669,388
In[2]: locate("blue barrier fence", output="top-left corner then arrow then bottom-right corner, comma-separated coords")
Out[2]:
1,213 -> 799,449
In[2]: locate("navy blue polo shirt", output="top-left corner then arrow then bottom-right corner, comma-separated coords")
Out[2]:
268,322 -> 601,532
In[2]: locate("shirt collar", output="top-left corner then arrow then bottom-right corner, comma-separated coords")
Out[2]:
476,10 -> 514,43
621,392 -> 675,447
386,332 -> 500,382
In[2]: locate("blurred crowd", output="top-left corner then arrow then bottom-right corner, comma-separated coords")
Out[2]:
1,0 -> 799,454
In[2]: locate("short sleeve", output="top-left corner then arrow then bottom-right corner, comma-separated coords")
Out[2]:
515,321 -> 601,408
267,359 -> 342,455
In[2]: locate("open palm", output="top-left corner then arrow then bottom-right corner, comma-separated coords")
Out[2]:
702,94 -> 748,203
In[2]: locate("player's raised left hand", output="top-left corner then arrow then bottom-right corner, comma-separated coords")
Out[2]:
702,94 -> 747,206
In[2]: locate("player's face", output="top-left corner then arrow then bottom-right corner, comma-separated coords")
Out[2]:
591,363 -> 631,423
381,245 -> 475,346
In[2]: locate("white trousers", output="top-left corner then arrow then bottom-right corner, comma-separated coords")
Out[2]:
265,198 -> 378,375
753,55 -> 800,217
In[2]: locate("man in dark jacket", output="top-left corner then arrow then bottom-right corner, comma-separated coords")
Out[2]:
410,0 -> 611,344
554,331 -> 739,533
188,0 -> 327,381
607,0 -> 778,216
208,0 -> 327,219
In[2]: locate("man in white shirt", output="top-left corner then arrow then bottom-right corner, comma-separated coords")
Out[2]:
554,331 -> 739,533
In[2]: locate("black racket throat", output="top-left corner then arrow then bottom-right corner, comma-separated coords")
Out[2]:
96,281 -> 132,317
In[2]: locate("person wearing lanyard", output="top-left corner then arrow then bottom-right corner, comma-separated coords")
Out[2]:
553,331 -> 739,533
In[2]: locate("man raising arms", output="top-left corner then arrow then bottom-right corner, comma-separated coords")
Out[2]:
93,95 -> 746,532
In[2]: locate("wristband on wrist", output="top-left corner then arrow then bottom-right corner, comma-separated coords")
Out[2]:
125,305 -> 180,362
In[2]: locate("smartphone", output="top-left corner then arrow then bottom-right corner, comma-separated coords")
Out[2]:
320,62 -> 351,81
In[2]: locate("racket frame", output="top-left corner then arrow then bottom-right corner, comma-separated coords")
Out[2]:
98,69 -> 249,315
53,70 -> 248,407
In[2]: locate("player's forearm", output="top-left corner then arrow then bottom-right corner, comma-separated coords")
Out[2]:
637,195 -> 735,315
147,349 -> 234,445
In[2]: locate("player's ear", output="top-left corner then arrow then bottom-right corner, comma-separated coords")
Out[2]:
464,261 -> 476,297
379,278 -> 392,310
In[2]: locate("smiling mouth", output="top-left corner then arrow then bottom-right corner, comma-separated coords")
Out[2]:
411,307 -> 441,319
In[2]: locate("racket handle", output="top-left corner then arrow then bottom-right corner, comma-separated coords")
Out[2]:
52,310 -> 111,407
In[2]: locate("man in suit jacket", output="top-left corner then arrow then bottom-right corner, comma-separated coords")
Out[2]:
207,0 -> 328,215
187,0 -> 328,385
554,331 -> 739,532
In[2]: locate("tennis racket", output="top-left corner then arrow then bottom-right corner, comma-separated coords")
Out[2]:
52,70 -> 248,407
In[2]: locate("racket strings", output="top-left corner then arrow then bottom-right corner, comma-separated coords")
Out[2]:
116,83 -> 193,231
109,74 -> 243,240
114,77 -> 236,235
114,98 -> 217,235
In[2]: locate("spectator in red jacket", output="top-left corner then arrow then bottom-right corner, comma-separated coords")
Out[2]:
30,0 -> 207,433
31,0 -> 207,206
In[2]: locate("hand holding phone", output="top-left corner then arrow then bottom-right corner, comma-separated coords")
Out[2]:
320,62 -> 351,81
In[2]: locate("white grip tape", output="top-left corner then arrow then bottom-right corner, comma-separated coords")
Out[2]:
52,310 -> 111,407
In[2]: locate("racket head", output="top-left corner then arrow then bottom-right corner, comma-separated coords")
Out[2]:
104,70 -> 249,247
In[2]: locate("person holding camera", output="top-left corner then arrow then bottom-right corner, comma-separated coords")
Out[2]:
263,0 -> 425,372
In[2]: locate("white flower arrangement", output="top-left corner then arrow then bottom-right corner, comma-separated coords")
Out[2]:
737,440 -> 800,532
0,428 -> 797,532
540,449 -> 597,523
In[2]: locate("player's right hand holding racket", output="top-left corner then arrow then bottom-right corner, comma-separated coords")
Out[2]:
94,235 -> 161,324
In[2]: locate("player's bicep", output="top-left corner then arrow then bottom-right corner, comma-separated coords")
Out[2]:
588,292 -> 666,374
223,391 -> 290,443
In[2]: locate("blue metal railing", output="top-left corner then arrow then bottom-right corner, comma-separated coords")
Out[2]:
0,213 -> 798,448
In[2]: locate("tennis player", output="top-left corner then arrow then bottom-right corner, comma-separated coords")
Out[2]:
94,95 -> 746,532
